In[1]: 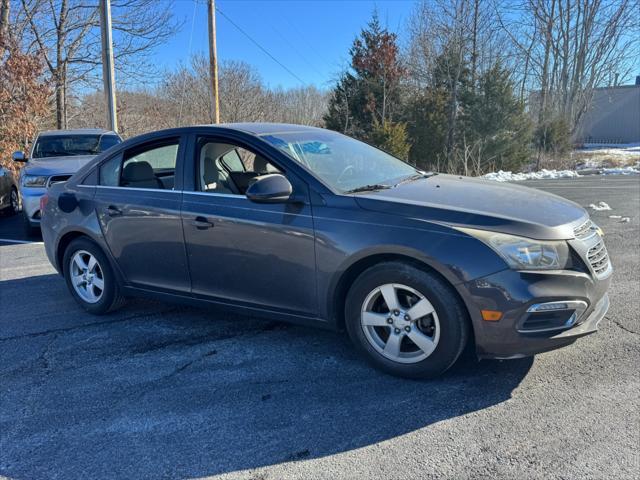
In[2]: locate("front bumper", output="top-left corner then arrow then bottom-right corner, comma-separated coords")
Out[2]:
20,186 -> 46,224
460,267 -> 611,359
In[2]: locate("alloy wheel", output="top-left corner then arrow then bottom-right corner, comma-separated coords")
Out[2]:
360,283 -> 440,364
70,250 -> 105,304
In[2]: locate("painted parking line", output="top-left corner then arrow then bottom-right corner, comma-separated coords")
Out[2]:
0,238 -> 44,245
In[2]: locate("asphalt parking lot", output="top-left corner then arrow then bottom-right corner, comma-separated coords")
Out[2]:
0,176 -> 638,480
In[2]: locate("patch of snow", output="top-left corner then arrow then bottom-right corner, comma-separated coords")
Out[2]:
589,202 -> 612,211
608,215 -> 622,219
602,166 -> 640,175
482,169 -> 579,182
483,165 -> 639,181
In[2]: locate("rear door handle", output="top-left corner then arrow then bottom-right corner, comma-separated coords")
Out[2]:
106,205 -> 123,217
191,216 -> 214,230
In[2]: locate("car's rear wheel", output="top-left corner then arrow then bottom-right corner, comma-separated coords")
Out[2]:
345,262 -> 469,379
63,237 -> 125,314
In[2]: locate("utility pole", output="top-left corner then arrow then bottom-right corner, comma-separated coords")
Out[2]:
207,0 -> 220,124
100,0 -> 118,132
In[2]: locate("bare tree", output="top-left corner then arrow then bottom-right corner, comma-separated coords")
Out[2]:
499,0 -> 640,132
70,56 -> 328,138
15,0 -> 179,129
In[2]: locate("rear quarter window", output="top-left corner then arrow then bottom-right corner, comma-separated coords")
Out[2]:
99,154 -> 122,186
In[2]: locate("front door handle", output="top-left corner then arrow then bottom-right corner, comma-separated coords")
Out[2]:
106,205 -> 123,217
191,216 -> 214,230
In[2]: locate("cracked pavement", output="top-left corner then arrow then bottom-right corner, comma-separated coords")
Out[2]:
0,176 -> 638,480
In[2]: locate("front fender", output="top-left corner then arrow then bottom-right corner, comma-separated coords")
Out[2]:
312,202 -> 507,324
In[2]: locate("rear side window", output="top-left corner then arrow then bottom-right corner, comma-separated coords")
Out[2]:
99,140 -> 179,190
99,155 -> 121,186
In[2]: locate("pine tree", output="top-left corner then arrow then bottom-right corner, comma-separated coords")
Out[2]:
467,62 -> 532,172
324,12 -> 409,158
370,121 -> 411,160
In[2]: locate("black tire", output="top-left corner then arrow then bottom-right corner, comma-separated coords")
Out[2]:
345,261 -> 469,379
22,211 -> 39,237
8,187 -> 19,216
62,237 -> 126,315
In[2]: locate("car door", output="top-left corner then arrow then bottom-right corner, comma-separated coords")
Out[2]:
93,136 -> 190,293
181,135 -> 317,316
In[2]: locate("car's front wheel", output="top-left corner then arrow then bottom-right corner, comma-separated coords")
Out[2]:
63,237 -> 126,314
8,187 -> 19,215
345,262 -> 469,379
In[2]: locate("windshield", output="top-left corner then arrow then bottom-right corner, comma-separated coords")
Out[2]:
32,134 -> 121,158
260,130 -> 419,193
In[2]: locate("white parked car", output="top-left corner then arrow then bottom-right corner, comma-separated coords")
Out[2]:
13,129 -> 121,235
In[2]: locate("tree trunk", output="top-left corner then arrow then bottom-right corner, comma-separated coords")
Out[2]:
535,0 -> 556,169
55,72 -> 65,129
471,0 -> 479,87
0,0 -> 9,46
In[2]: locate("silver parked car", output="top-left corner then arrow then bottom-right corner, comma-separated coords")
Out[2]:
13,129 -> 121,235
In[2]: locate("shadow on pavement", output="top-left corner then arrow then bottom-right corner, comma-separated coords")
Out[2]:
0,272 -> 533,480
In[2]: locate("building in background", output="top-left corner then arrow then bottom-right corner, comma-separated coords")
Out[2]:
574,81 -> 640,145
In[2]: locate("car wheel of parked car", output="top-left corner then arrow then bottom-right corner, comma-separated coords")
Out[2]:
345,262 -> 469,379
63,237 -> 126,314
9,188 -> 19,215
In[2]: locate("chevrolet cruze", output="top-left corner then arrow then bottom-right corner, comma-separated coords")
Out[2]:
40,124 -> 612,378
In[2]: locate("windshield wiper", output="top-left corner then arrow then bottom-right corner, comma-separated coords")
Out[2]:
394,171 -> 438,187
344,184 -> 392,194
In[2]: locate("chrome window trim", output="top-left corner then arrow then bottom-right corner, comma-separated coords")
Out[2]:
82,185 -> 249,199
184,191 -> 244,199
90,185 -> 181,194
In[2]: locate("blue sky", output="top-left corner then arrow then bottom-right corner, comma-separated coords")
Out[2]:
153,0 -> 416,89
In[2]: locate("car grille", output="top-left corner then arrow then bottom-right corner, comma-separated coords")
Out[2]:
47,174 -> 72,187
587,239 -> 610,277
572,219 -> 611,279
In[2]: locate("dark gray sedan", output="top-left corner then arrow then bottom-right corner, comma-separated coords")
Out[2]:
40,124 -> 612,378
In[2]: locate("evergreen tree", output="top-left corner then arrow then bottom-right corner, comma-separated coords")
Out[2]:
467,62 -> 532,172
324,12 -> 409,158
370,121 -> 411,160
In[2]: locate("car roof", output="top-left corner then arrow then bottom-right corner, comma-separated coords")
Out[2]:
194,122 -> 324,136
37,128 -> 119,137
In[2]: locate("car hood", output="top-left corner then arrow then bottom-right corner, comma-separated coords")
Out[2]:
354,174 -> 588,240
23,155 -> 96,176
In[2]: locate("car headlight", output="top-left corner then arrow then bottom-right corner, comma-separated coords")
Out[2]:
22,174 -> 48,187
457,227 -> 571,270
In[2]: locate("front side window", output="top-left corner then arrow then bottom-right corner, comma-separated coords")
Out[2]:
197,139 -> 280,195
99,141 -> 179,190
260,130 -> 419,193
32,134 -> 121,158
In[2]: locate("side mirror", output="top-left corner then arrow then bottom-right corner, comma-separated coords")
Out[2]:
12,151 -> 27,162
245,174 -> 293,203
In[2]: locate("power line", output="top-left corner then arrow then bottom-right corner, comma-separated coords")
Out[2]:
215,6 -> 306,85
